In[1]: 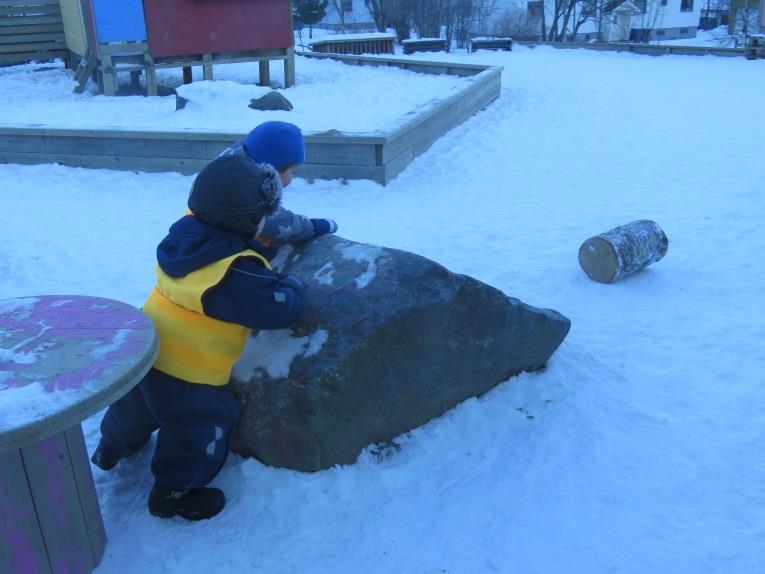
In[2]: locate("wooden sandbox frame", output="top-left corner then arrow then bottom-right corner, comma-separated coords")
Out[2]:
0,53 -> 502,185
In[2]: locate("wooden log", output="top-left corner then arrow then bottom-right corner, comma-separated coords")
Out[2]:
578,220 -> 669,283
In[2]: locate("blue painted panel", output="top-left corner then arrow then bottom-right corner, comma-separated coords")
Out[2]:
91,0 -> 147,43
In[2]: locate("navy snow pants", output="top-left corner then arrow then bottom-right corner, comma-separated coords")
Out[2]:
99,368 -> 240,489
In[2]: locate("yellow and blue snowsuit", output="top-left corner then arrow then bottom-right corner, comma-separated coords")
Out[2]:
99,215 -> 305,488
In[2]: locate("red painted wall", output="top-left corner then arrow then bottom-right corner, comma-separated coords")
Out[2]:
143,0 -> 294,58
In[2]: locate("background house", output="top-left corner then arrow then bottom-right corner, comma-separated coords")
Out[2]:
498,0 -> 703,41
314,0 -> 703,43
314,0 -> 377,31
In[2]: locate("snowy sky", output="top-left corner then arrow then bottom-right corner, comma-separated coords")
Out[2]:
1,42 -> 765,574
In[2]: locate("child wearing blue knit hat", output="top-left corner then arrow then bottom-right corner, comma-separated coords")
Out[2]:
222,121 -> 338,244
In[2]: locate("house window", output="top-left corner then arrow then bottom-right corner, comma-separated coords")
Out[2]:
680,27 -> 688,33
660,0 -> 667,5
680,0 -> 693,11
342,0 -> 353,11
657,29 -> 665,35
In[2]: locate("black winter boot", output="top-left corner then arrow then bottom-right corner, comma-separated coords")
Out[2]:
148,485 -> 225,521
90,439 -> 142,471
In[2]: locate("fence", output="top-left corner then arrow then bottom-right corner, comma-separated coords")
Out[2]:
0,0 -> 67,65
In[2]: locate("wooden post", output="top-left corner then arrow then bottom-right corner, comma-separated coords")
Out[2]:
259,59 -> 270,87
130,71 -> 141,89
284,50 -> 296,88
143,52 -> 157,97
183,66 -> 193,84
100,54 -> 117,96
578,220 -> 669,283
202,54 -> 213,80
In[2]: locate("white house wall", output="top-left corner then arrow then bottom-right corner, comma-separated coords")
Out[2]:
319,0 -> 376,27
631,0 -> 702,40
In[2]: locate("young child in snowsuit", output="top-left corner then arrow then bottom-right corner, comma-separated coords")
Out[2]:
91,153 -> 309,521
220,121 -> 339,245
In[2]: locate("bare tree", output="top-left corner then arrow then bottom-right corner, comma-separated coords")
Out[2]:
443,0 -> 474,48
411,0 -> 442,38
472,0 -> 500,32
727,0 -> 761,44
363,0 -> 389,31
493,6 -> 544,39
329,0 -> 347,30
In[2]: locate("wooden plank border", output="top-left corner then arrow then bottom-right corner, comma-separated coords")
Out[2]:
0,54 -> 503,184
518,40 -> 745,58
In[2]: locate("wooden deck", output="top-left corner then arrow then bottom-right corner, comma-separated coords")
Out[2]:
0,54 -> 503,184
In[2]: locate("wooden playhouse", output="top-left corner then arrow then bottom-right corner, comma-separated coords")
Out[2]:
59,0 -> 295,95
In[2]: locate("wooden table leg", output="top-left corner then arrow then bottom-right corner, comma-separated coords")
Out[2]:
0,426 -> 107,574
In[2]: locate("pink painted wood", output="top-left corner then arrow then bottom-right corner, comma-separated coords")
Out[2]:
0,295 -> 157,574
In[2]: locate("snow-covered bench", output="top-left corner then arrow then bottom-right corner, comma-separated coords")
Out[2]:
308,33 -> 396,55
470,37 -> 513,52
402,38 -> 447,55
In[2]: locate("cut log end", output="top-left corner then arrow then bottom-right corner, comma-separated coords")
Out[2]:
578,236 -> 619,283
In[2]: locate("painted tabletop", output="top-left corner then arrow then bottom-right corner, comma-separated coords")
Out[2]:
0,295 -> 157,452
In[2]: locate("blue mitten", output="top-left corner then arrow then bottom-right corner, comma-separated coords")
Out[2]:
310,218 -> 339,237
280,274 -> 308,296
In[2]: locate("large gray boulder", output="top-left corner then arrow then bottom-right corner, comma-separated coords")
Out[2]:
230,235 -> 570,471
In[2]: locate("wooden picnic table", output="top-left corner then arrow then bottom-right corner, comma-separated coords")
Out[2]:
0,295 -> 157,574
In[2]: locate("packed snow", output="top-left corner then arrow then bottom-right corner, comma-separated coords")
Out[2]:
1,44 -> 765,573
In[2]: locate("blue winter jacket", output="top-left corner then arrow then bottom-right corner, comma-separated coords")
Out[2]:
156,215 -> 304,331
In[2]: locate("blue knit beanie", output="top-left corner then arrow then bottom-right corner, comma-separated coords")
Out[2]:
243,121 -> 305,171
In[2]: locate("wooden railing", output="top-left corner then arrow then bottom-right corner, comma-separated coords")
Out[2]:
0,0 -> 67,65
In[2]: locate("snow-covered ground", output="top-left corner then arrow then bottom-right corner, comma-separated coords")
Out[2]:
0,55 -> 465,132
2,46 -> 765,573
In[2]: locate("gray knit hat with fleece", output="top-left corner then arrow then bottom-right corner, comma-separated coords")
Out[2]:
188,153 -> 282,237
